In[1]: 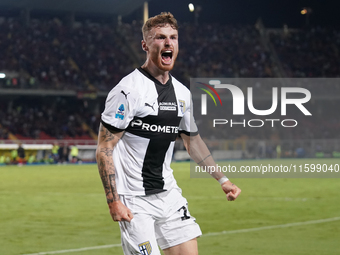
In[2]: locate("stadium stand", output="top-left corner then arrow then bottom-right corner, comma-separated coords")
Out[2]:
0,96 -> 101,141
269,27 -> 340,77
0,17 -> 134,91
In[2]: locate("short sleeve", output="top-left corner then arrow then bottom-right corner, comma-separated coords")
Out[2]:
101,84 -> 139,131
178,97 -> 199,136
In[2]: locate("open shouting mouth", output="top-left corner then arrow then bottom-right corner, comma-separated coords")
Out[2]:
161,50 -> 173,65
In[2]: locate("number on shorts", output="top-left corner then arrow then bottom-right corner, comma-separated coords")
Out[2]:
178,205 -> 190,221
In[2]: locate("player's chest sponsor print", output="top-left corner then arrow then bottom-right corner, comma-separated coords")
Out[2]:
159,101 -> 177,111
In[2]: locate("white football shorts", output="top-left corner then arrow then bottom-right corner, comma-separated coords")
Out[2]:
118,187 -> 202,255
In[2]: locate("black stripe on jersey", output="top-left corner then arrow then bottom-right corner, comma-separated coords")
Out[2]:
101,119 -> 125,133
179,130 -> 199,137
142,139 -> 171,195
134,67 -> 180,195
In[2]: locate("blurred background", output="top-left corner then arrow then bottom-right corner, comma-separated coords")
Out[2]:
0,0 -> 339,164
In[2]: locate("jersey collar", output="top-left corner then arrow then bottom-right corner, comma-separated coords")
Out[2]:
138,67 -> 172,87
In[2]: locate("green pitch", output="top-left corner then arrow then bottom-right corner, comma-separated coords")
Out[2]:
1,159 -> 340,255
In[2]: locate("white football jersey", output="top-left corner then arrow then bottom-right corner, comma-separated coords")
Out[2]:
101,68 -> 198,196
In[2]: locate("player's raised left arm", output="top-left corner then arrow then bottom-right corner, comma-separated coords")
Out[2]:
180,133 -> 241,201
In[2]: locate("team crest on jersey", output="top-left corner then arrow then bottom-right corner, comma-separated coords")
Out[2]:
179,100 -> 186,114
138,241 -> 152,255
115,104 -> 125,120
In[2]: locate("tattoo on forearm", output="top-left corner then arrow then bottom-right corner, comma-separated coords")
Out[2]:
100,124 -> 116,142
109,174 -> 118,201
98,157 -> 119,203
97,123 -> 120,204
100,147 -> 113,157
197,154 -> 212,165
102,129 -> 115,142
99,159 -> 111,196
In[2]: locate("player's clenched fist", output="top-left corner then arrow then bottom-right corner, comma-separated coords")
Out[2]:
221,180 -> 241,201
108,200 -> 134,222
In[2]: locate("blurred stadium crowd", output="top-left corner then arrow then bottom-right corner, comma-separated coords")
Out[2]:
270,27 -> 340,77
0,96 -> 99,140
2,17 -> 340,91
0,14 -> 339,158
0,17 -> 133,91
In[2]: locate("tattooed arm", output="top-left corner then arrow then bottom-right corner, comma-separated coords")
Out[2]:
96,123 -> 133,222
181,133 -> 241,201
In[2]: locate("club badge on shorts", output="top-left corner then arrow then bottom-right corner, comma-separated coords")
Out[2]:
138,241 -> 152,255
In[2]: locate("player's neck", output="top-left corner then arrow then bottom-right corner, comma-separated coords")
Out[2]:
141,62 -> 170,85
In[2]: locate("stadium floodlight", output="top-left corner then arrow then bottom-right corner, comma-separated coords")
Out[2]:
0,73 -> 6,78
301,8 -> 308,15
188,3 -> 195,12
301,7 -> 312,25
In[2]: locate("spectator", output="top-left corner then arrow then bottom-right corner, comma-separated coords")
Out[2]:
17,143 -> 26,165
11,149 -> 18,164
70,145 -> 80,163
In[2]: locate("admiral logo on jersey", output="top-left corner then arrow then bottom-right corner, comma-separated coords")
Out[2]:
159,102 -> 177,111
115,104 -> 125,120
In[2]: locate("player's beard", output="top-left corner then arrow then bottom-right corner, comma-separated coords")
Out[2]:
150,49 -> 178,72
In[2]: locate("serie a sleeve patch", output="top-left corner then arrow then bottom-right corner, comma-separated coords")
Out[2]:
102,86 -> 138,130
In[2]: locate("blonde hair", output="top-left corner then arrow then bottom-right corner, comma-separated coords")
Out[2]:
142,12 -> 178,39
